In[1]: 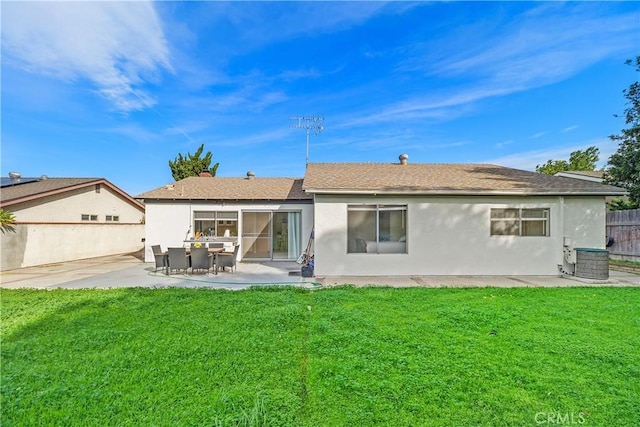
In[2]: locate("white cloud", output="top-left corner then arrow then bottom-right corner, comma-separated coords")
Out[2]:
2,2 -> 171,112
484,138 -> 619,171
216,2 -> 392,47
339,83 -> 513,128
368,3 -> 639,127
428,3 -> 637,87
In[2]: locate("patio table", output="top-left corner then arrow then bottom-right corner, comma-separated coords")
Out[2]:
162,247 -> 225,275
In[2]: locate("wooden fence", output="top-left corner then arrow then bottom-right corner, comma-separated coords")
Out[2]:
606,209 -> 640,262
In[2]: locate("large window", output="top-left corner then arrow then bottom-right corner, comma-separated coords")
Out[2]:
348,205 -> 407,253
490,208 -> 549,236
194,211 -> 238,238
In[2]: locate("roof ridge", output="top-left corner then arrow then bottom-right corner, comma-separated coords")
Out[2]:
307,162 -> 498,166
181,176 -> 303,179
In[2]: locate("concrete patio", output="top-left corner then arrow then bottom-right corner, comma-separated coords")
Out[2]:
1,252 -> 640,290
0,252 -> 318,290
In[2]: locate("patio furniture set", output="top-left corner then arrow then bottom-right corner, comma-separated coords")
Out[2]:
151,243 -> 239,275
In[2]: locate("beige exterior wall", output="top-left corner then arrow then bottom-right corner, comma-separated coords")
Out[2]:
1,223 -> 144,270
144,201 -> 314,262
11,185 -> 144,223
1,184 -> 145,271
313,195 -> 607,276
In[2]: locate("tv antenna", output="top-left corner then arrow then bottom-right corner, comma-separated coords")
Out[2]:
289,116 -> 324,165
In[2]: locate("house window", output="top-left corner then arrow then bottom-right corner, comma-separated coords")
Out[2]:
347,205 -> 407,253
81,214 -> 98,221
490,208 -> 549,236
194,211 -> 238,237
106,215 -> 120,222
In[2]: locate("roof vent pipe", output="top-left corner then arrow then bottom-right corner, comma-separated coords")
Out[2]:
8,171 -> 21,180
246,171 -> 255,180
399,154 -> 409,165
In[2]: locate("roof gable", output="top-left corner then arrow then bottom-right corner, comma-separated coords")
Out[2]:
303,163 -> 626,196
0,177 -> 145,211
136,177 -> 312,201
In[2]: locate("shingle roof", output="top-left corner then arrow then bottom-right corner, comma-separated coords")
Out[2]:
0,177 -> 145,210
136,177 -> 312,201
303,163 -> 627,196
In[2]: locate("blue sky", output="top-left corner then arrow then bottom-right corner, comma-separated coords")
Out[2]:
2,1 -> 638,196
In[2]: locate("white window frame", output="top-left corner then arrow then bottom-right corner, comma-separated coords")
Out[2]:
490,208 -> 550,237
193,211 -> 238,238
347,204 -> 408,254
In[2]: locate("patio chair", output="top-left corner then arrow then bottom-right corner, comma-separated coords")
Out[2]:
167,247 -> 190,275
151,245 -> 166,273
217,244 -> 239,273
190,246 -> 214,274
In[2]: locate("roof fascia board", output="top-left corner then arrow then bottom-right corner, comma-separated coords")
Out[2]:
138,198 -> 313,203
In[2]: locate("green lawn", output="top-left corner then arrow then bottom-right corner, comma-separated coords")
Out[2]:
2,287 -> 639,426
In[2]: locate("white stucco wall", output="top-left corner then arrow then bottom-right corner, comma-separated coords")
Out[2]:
313,195 -> 607,276
561,197 -> 606,249
144,201 -> 314,262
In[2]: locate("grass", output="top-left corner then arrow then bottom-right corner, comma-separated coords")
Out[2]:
2,287 -> 639,426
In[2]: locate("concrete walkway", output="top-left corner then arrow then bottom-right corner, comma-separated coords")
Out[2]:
1,252 -> 640,290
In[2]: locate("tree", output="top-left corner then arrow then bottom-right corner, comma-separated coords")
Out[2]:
604,56 -> 640,209
0,209 -> 16,233
535,146 -> 599,175
169,143 -> 219,181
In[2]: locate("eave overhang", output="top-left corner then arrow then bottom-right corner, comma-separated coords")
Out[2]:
303,188 -> 629,197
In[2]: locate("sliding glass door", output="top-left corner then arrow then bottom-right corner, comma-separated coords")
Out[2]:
272,212 -> 301,260
242,211 -> 301,260
242,212 -> 271,259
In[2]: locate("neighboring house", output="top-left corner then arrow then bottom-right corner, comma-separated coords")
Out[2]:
554,170 -> 604,183
0,175 -> 145,271
136,172 -> 314,263
137,157 -> 626,276
554,171 -> 622,205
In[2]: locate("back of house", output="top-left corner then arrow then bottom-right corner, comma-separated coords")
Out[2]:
136,156 -> 626,277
